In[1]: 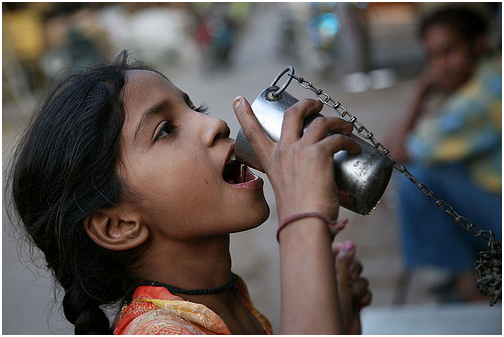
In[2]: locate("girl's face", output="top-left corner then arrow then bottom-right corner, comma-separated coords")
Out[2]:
117,70 -> 269,240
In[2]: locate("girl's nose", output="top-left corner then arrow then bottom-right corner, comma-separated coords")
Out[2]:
202,115 -> 231,147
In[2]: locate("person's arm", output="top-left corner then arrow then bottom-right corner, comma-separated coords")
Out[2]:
233,96 -> 361,334
279,217 -> 341,334
405,59 -> 501,165
386,69 -> 437,163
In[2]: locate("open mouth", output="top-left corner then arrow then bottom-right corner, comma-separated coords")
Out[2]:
223,156 -> 257,184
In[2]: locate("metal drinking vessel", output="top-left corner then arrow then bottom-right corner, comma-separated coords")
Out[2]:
235,86 -> 394,215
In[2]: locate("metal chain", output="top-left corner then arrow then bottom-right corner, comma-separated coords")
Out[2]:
275,68 -> 501,306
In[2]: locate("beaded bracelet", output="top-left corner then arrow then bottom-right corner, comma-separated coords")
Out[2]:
276,212 -> 347,242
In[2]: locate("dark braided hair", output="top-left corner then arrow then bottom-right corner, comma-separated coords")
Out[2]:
10,51 -> 153,334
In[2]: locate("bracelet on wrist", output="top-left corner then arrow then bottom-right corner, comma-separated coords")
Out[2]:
276,212 -> 347,242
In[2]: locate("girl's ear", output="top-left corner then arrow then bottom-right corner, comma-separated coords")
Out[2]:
84,209 -> 149,251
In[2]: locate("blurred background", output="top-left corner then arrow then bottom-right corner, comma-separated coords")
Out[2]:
3,2 -> 502,334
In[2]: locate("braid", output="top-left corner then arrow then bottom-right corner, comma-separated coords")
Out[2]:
61,245 -> 132,334
59,235 -> 133,334
9,51 -> 154,334
74,305 -> 111,335
63,283 -> 111,334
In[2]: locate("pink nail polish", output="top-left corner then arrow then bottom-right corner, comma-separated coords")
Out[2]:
344,241 -> 354,251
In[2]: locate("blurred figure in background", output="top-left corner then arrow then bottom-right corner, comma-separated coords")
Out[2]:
39,3 -> 108,80
304,2 -> 342,78
193,2 -> 250,72
387,5 -> 502,302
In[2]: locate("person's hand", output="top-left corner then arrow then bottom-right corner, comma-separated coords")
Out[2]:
384,65 -> 445,163
233,97 -> 361,222
419,64 -> 472,94
385,132 -> 410,163
417,65 -> 444,92
332,240 -> 372,334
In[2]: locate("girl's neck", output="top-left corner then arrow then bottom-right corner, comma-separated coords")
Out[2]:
132,234 -> 266,334
134,233 -> 233,290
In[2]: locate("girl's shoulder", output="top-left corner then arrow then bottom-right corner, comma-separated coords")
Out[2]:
113,285 -> 230,334
113,277 -> 273,335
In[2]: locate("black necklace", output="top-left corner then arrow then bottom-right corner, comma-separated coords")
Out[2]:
134,273 -> 239,297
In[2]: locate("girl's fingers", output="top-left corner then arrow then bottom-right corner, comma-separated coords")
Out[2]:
352,278 -> 370,301
234,96 -> 360,166
333,241 -> 372,311
348,259 -> 364,282
280,99 -> 324,144
356,288 -> 373,310
233,96 -> 274,165
302,116 -> 354,143
318,133 -> 362,156
334,241 -> 356,289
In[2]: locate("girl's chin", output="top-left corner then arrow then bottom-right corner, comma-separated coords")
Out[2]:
233,201 -> 270,232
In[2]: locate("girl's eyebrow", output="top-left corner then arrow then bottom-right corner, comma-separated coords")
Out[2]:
134,101 -> 168,142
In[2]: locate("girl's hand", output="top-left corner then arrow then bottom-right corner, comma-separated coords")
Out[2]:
233,97 -> 361,222
332,240 -> 372,335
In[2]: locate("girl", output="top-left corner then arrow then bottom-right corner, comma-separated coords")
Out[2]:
9,51 -> 371,334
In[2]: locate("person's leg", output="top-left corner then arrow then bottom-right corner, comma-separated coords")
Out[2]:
398,162 -> 501,270
397,162 -> 501,301
433,163 -> 502,301
398,164 -> 475,271
437,164 -> 502,246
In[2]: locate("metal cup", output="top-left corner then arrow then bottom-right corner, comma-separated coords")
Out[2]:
235,86 -> 394,215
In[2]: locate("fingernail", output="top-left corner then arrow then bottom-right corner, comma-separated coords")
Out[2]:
344,241 -> 354,251
233,96 -> 243,108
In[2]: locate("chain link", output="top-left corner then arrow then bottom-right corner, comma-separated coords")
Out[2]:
281,70 -> 501,306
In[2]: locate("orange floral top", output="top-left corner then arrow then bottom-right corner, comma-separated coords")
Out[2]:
113,275 -> 273,335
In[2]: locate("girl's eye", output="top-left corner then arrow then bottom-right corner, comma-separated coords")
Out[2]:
156,121 -> 176,141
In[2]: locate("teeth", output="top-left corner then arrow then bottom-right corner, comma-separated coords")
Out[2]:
227,153 -> 236,165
